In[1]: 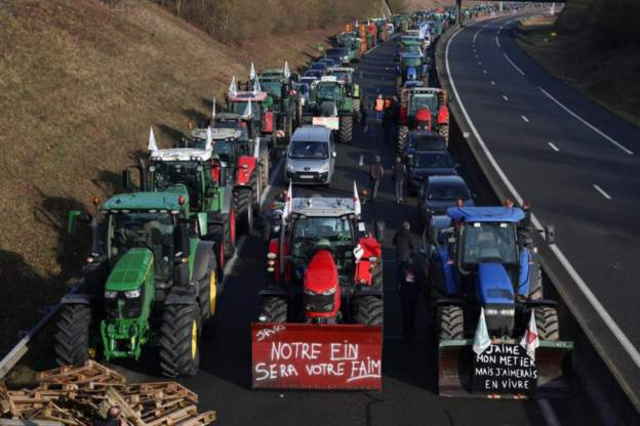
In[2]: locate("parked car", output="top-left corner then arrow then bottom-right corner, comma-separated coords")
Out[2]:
404,130 -> 447,158
285,126 -> 336,186
416,175 -> 474,227
406,149 -> 457,193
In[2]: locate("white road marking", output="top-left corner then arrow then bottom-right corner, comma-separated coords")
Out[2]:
478,61 -> 482,65
521,115 -> 529,123
538,87 -> 634,155
483,70 -> 488,74
593,184 -> 612,200
503,52 -> 525,76
490,80 -> 496,86
502,95 -> 509,101
495,36 -> 501,49
446,25 -> 640,375
548,142 -> 560,152
473,27 -> 483,43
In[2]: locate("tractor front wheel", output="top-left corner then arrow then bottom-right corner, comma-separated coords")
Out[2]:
437,305 -> 464,341
54,303 -> 92,367
534,306 -> 559,341
339,115 -> 353,144
198,257 -> 218,321
353,296 -> 383,326
353,99 -> 362,122
159,304 -> 201,378
258,296 -> 288,323
234,187 -> 254,235
438,123 -> 449,144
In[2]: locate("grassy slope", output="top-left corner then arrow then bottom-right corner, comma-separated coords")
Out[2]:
0,0 -> 351,358
516,0 -> 640,127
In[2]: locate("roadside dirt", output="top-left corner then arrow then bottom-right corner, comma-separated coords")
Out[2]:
516,14 -> 640,128
0,0 -> 353,362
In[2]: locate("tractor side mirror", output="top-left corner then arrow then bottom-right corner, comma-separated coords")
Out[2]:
374,220 -> 386,242
196,212 -> 208,237
67,210 -> 82,234
122,168 -> 132,190
175,223 -> 191,257
544,225 -> 556,245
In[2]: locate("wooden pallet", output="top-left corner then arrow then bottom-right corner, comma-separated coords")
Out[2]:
1,362 -> 216,425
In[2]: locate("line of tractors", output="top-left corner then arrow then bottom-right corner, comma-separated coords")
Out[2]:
50,4 -> 572,399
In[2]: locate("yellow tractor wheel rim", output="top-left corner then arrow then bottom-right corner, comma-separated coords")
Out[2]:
191,320 -> 198,360
209,272 -> 217,315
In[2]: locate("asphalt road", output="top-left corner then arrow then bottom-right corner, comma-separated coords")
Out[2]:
112,32 -> 598,426
443,13 -> 640,413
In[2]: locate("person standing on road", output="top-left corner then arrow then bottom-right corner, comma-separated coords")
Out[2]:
393,156 -> 406,204
393,222 -> 418,334
382,97 -> 394,143
368,155 -> 384,202
374,94 -> 385,122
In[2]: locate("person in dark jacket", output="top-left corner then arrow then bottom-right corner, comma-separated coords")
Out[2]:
393,222 -> 418,334
368,156 -> 384,201
393,156 -> 406,204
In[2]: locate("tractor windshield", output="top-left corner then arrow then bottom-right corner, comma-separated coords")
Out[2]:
212,139 -> 235,164
403,57 -> 422,67
261,81 -> 282,99
315,83 -> 341,101
290,216 -> 355,278
404,45 -> 422,54
153,162 -> 203,209
461,222 -> 518,266
109,212 -> 175,281
409,94 -> 437,116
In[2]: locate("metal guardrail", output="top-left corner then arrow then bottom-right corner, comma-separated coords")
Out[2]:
0,281 -> 83,380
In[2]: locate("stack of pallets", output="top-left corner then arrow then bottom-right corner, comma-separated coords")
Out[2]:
0,361 -> 216,425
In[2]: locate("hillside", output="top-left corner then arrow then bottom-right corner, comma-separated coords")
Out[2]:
0,0 -> 386,357
517,0 -> 640,127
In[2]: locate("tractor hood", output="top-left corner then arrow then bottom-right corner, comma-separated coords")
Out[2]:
476,263 -> 514,306
304,250 -> 338,294
106,248 -> 154,292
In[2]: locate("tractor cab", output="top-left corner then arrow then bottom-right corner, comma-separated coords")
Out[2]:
397,52 -> 428,85
397,87 -> 449,149
326,67 -> 360,98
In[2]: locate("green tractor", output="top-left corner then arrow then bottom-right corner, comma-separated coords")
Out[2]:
326,67 -> 362,121
124,127 -> 237,271
301,76 -> 358,144
336,31 -> 362,62
257,63 -> 301,147
55,187 -> 218,377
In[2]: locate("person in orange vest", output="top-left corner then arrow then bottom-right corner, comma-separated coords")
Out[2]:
374,94 -> 385,121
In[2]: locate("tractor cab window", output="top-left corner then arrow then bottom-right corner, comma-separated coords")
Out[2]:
212,139 -> 235,164
109,212 -> 175,281
409,94 -> 437,115
291,216 -> 354,260
153,161 -> 203,210
461,222 -> 518,267
404,45 -> 422,54
316,84 -> 341,101
261,81 -> 282,99
403,57 -> 422,67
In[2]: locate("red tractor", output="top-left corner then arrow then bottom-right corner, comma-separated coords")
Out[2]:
397,87 -> 449,152
251,188 -> 386,390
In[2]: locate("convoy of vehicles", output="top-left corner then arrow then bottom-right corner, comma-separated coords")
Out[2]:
45,6 -> 572,401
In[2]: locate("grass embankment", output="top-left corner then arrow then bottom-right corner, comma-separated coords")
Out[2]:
516,0 -> 640,127
0,0 -> 385,374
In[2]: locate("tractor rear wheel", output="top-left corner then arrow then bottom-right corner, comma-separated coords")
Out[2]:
159,304 -> 201,378
438,123 -> 449,144
534,306 -> 559,341
54,303 -> 92,367
260,150 -> 270,190
339,115 -> 353,144
234,187 -> 254,235
353,99 -> 362,122
437,305 -> 464,341
397,125 -> 409,152
372,262 -> 384,292
258,296 -> 287,323
353,296 -> 383,326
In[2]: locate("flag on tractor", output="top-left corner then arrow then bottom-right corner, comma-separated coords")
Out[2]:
520,310 -> 540,361
472,308 -> 491,355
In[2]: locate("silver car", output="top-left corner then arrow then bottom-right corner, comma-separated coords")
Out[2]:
285,126 -> 336,186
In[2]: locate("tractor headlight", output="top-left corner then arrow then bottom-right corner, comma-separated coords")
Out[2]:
322,287 -> 336,296
485,308 -> 514,316
104,291 -> 118,299
124,290 -> 141,299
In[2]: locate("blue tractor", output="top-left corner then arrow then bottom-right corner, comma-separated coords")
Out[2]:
427,206 -> 573,397
395,52 -> 429,93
